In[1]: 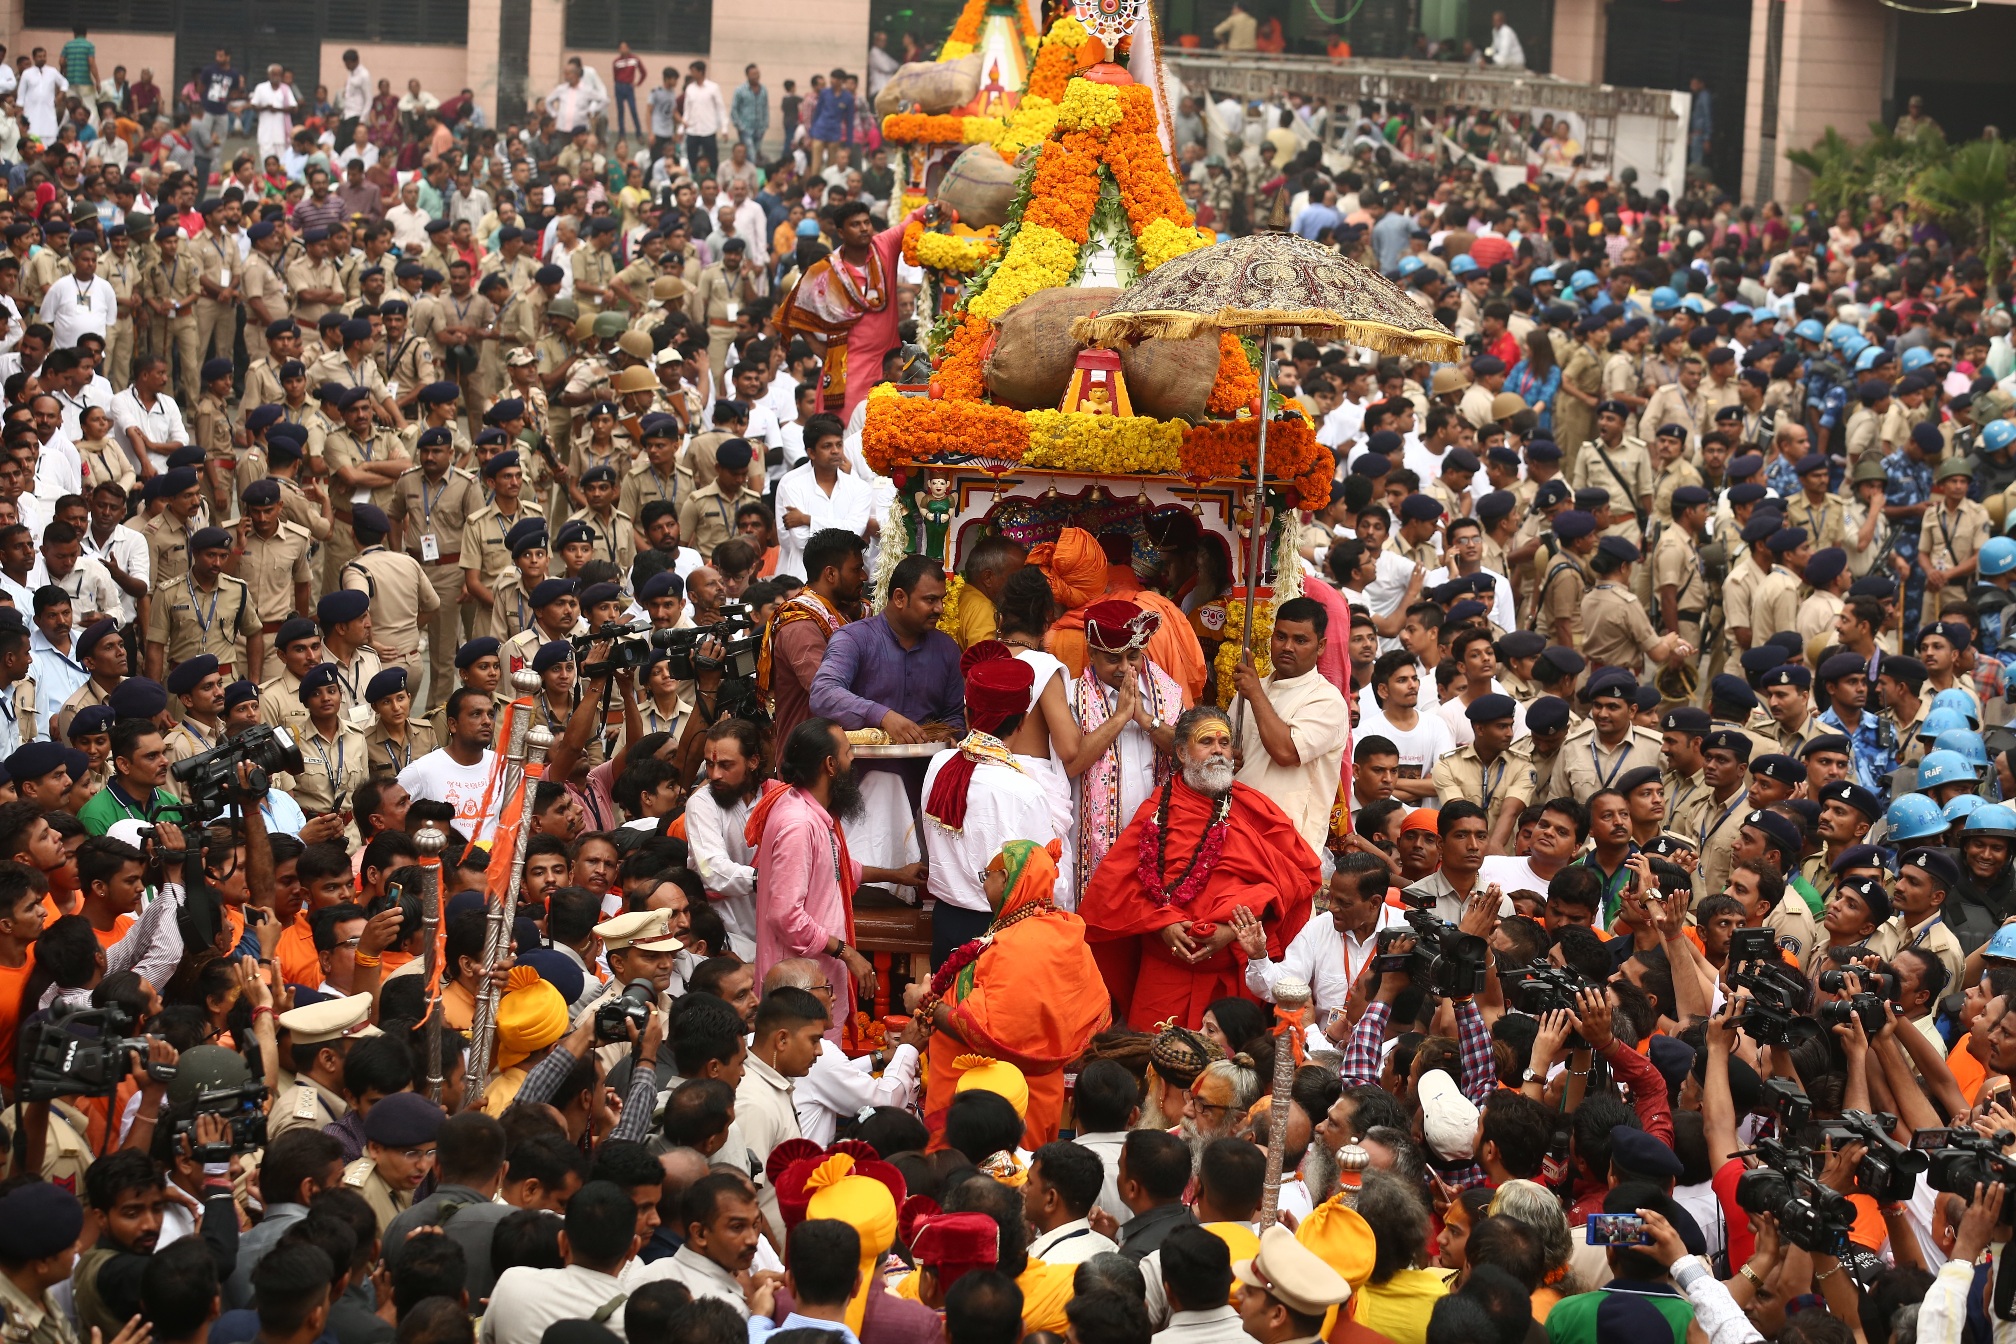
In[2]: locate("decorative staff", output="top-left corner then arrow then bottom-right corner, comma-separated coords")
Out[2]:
466,667 -> 550,1100
413,822 -> 447,1103
1259,975 -> 1311,1229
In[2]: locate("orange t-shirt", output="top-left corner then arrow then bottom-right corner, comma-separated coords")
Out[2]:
277,912 -> 322,988
1951,1034 -> 1988,1104
0,947 -> 36,1089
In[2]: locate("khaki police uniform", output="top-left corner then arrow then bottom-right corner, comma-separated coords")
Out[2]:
192,393 -> 238,522
343,1157 -> 411,1237
241,247 -> 292,364
1751,565 -> 1803,647
322,426 -> 405,588
1430,744 -> 1534,836
1571,436 -> 1653,533
1695,786 -> 1752,899
286,253 -> 343,329
364,717 -> 437,780
383,333 -> 438,408
242,520 -> 315,679
325,645 -> 385,729
1661,766 -> 1710,840
100,249 -> 143,391
563,505 -> 637,576
164,716 -> 229,802
1533,548 -> 1591,648
389,466 -> 483,709
269,991 -> 378,1137
258,668 -> 313,741
295,717 -> 369,815
1921,496 -> 1993,617
491,569 -> 540,643
1651,524 -> 1705,653
571,244 -> 618,312
193,231 -> 240,368
1580,582 -> 1664,676
1553,722 -> 1664,804
460,501 -> 545,638
55,678 -> 112,747
1783,492 -> 1850,553
678,482 -> 763,561
147,571 -> 261,679
620,458 -> 681,525
341,545 -> 440,666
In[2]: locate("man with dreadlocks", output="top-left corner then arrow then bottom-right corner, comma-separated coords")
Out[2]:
1078,705 -> 1318,1030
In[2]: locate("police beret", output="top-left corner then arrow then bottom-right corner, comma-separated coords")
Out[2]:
1633,684 -> 1663,713
1575,314 -> 1608,334
268,421 -> 308,445
298,663 -> 341,702
1573,488 -> 1611,512
587,400 -> 618,420
1661,706 -> 1711,734
1705,347 -> 1735,365
1804,547 -> 1847,588
532,640 -> 574,673
315,382 -> 347,403
201,357 -> 234,383
424,218 -> 451,233
107,678 -> 169,720
67,704 -> 115,739
276,617 -> 319,649
264,315 -> 297,339
246,221 -> 275,241
1585,669 -> 1639,702
531,578 -> 577,607
1919,621 -> 1971,652
1801,733 -> 1851,760
189,527 -> 233,553
420,381 -> 460,405
1443,448 -> 1481,475
1446,599 -> 1488,625
1761,664 -> 1812,691
1535,646 -> 1586,680
165,654 -> 221,696
482,450 -> 523,478
246,404 -> 285,433
336,386 -> 373,409
1596,535 -> 1640,564
1726,453 -> 1765,479
1486,447 -> 1521,469
1349,454 -> 1391,479
580,464 -> 617,487
641,571 -> 681,601
351,503 -> 391,536
1727,482 -> 1769,507
1458,693 -> 1516,725
319,312 -> 349,330
554,521 -> 596,549
1552,509 -> 1596,540
1817,652 -> 1868,684
1830,842 -> 1893,875
1671,485 -> 1712,511
1616,765 -> 1663,796
1474,489 -> 1516,523
1610,1125 -> 1684,1180
534,264 -> 565,285
341,318 -> 373,343
363,1091 -> 445,1147
75,617 -> 119,662
1818,779 -> 1882,820
242,472 -> 282,505
1838,874 -> 1891,924
1739,514 -> 1782,545
1765,527 -> 1808,554
1526,439 -> 1563,462
319,589 -> 371,627
1703,727 -> 1754,760
1596,399 -> 1631,418
1471,355 -> 1506,377
0,1182 -> 84,1261
1913,422 -> 1944,455
1399,493 -> 1444,522
457,637 -> 502,669
640,414 -> 681,441
1900,846 -> 1961,890
578,582 -> 621,609
378,300 -> 409,317
168,446 -> 207,471
488,398 -> 529,424
393,262 -> 423,279
1644,835 -> 1695,859
475,429 -> 509,448
1525,696 -> 1571,734
366,667 -> 408,703
3,741 -> 67,782
1654,422 -> 1691,440
1794,453 -> 1829,477
505,519 -> 547,556
1744,808 -> 1805,858
714,437 -> 755,471
413,427 -> 453,451
223,680 -> 259,711
1749,753 -> 1806,789
303,226 -> 330,243
1857,380 -> 1891,405
1534,480 -> 1571,509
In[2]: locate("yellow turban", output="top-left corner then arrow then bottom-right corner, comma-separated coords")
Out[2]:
1200,1222 -> 1260,1305
806,1161 -> 899,1337
495,965 -> 568,1070
953,1054 -> 1030,1118
1296,1196 -> 1378,1289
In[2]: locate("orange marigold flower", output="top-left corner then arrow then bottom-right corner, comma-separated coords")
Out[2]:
1206,334 -> 1261,415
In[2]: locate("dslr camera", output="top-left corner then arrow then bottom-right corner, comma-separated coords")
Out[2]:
17,1002 -> 170,1101
1734,1136 -> 1857,1256
170,725 -> 304,817
1821,1110 -> 1928,1203
1505,961 -> 1595,1017
595,979 -> 657,1044
1817,966 -> 1896,1036
1376,904 -> 1489,998
171,1081 -> 270,1161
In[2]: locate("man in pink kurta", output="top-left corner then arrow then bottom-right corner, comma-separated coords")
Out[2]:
746,778 -> 861,1036
775,201 -> 927,423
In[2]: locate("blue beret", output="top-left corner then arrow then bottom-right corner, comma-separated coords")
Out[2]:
362,1091 -> 445,1146
1443,448 -> 1481,475
1585,669 -> 1639,701
107,677 -> 169,720
1536,646 -> 1585,680
1526,439 -> 1562,462
1595,399 -> 1630,418
1573,488 -> 1611,512
1610,1125 -> 1684,1179
1471,355 -> 1506,377
246,221 -> 275,241
1739,514 -> 1781,545
223,680 -> 259,710
304,226 -> 330,243
515,948 -> 585,1006
475,429 -> 509,448
531,579 -> 577,607
67,704 -> 115,739
1766,527 -> 1808,554
201,357 -> 234,383
1804,547 -> 1847,587
276,617 -> 319,648
1349,454 -> 1391,479
168,445 -> 207,471
1446,599 -> 1487,625
420,381 -> 460,405
298,663 -> 341,700
1399,493 -> 1444,522
4,741 -> 67,782
424,218 -> 451,234
579,582 -> 621,608
246,404 -> 285,433
1596,535 -> 1640,563
534,264 -> 565,285
165,654 -> 220,696
1525,696 -> 1571,733
1366,431 -> 1404,456
1749,752 -> 1806,784
318,589 -> 371,627
189,527 -> 233,553
1476,489 -> 1516,521
1661,706 -> 1712,733
456,637 -> 501,669
1900,847 -> 1961,890
580,464 -> 618,487
487,398 -> 528,423
554,521 -> 596,549
336,386 -> 373,409
506,519 -> 548,556
378,300 -> 409,317
641,571 -> 680,600
1796,453 -> 1829,475
264,316 -> 297,339
1817,652 -> 1868,685
1703,726 -> 1754,760
366,667 -> 409,702
417,426 -> 454,449
340,318 -> 374,344
1654,422 -> 1690,440
351,504 -> 391,535
532,640 -> 574,673
267,435 -> 303,464
1739,647 -> 1787,679
1670,485 -> 1712,510
1819,779 -> 1882,820
75,617 -> 119,661
1465,693 -> 1517,723
1552,509 -> 1596,540
640,414 -> 680,441
1726,483 -> 1769,507
714,437 -> 754,471
315,382 -> 347,403
0,1182 -> 83,1261
482,450 -> 523,478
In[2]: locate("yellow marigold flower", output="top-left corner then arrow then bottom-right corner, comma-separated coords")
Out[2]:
1056,80 -> 1123,131
1049,16 -> 1090,46
967,223 -> 1080,320
1139,218 -> 1210,272
960,117 -> 1003,145
1022,410 -> 1184,475
941,40 -> 975,59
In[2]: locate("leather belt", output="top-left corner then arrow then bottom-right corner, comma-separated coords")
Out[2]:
414,552 -> 462,565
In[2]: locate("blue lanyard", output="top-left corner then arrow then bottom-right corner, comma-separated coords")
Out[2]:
1698,787 -> 1749,854
307,731 -> 346,787
185,575 -> 219,634
420,473 -> 445,527
1480,755 -> 1505,817
1589,738 -> 1630,789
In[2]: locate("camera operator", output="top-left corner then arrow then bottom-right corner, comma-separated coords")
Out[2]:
579,909 -> 683,1075
546,635 -> 645,835
501,957 -> 666,1147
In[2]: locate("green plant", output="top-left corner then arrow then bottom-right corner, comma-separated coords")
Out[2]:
1909,138 -> 2016,268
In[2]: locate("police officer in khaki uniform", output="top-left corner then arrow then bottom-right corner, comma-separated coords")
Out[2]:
55,619 -> 129,746
99,225 -> 142,391
240,222 -> 292,366
191,358 -> 241,524
286,227 -> 347,330
1571,400 -> 1654,540
1556,668 -> 1665,801
1759,663 -> 1822,755
460,452 -> 545,633
1654,485 -> 1711,658
145,526 -> 263,684
162,654 -> 232,801
241,320 -> 303,410
403,381 -> 474,466
1783,453 -> 1849,552
294,660 -> 369,816
269,991 -> 380,1139
1580,536 -> 1693,677
238,481 -> 314,678
343,1078 -> 446,1236
571,217 -> 622,312
1534,509 -> 1598,649
1659,705 -> 1714,841
1750,528 -> 1809,648
565,465 -> 637,576
1922,456 -> 1994,618
678,437 -> 762,561
192,202 -> 242,369
1430,693 -> 1534,848
504,579 -> 585,674
361,666 -> 437,780
258,616 -> 322,741
1693,727 -> 1754,898
340,505 -> 440,672
265,430 -> 332,553
621,414 -> 683,523
489,521 -> 549,643
323,387 -> 414,591
389,428 -> 482,710
145,227 -> 205,404
380,299 -> 440,420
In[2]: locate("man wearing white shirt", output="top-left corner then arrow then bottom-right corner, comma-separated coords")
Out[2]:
16,50 -> 66,142
26,588 -> 88,737
480,1183 -> 645,1343
684,720 -> 762,959
1240,851 -> 1403,1026
1488,12 -> 1527,66
38,241 -> 116,350
1025,1142 -> 1121,1265
28,524 -> 119,628
773,415 -> 874,581
339,50 -> 371,121
1356,650 -> 1454,803
680,62 -> 729,173
249,66 -> 298,161
81,490 -> 149,626
764,958 -> 921,1147
111,357 -> 189,475
24,396 -> 82,503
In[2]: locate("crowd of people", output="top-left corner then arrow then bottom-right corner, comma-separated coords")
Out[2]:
0,15 -> 2003,1344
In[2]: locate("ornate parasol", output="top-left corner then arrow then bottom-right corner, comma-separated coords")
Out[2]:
1072,234 -> 1460,722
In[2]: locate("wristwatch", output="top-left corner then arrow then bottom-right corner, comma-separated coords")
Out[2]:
1521,1068 -> 1545,1085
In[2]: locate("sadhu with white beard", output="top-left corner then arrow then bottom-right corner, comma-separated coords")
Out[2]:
1078,705 -> 1319,1030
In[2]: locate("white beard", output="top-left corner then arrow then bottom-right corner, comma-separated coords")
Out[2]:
1183,756 -> 1235,796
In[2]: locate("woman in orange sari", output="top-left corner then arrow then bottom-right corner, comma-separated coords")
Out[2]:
916,838 -> 1111,1150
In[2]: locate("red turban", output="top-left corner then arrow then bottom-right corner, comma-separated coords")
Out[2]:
960,639 -> 1013,677
911,1212 -> 1000,1293
965,657 -> 1035,736
1083,599 -> 1161,654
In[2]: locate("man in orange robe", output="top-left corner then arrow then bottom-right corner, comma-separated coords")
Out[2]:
1078,704 -> 1319,1030
1039,527 -> 1207,702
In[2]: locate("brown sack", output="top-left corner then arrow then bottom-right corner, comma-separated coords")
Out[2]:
874,55 -> 984,117
984,287 -> 1219,423
934,143 -> 1022,228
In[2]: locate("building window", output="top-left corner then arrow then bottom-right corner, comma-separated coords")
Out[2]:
325,0 -> 470,45
27,0 -> 174,31
564,0 -> 712,54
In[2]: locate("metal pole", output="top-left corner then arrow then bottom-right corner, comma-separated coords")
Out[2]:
413,822 -> 447,1104
1259,975 -> 1310,1229
1234,324 -> 1276,740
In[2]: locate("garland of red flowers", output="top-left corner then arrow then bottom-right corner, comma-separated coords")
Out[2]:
914,897 -> 1053,1019
1137,777 -> 1232,907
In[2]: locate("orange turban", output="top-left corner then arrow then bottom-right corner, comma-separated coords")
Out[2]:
1029,527 -> 1106,612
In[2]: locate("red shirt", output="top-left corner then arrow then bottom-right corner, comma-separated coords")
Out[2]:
613,55 -> 647,86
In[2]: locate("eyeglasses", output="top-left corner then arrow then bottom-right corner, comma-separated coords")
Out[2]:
399,1147 -> 437,1163
974,867 -> 992,887
336,935 -> 362,949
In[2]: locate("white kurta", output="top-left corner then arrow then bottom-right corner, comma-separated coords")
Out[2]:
772,462 -> 874,581
919,752 -> 1060,914
1234,666 -> 1351,855
1066,669 -> 1168,898
683,786 -> 757,960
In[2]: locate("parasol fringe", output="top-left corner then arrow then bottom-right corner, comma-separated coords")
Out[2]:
1071,309 -> 1463,361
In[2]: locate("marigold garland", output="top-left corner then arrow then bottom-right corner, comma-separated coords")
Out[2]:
944,0 -> 988,53
861,389 -> 1029,474
1026,17 -> 1090,102
938,573 -> 968,637
904,220 -> 998,273
1138,217 -> 1210,272
967,221 -> 1083,321
1213,599 -> 1275,706
935,317 -> 993,401
1056,80 -> 1124,131
1178,418 -> 1328,509
1207,333 -> 1260,415
1024,409 -> 1185,475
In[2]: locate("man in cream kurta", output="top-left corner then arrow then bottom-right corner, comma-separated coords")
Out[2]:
1232,597 -> 1350,855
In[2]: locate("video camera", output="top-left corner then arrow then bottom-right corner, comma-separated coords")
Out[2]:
1504,961 -> 1596,1017
170,1081 -> 269,1161
1734,1135 -> 1857,1256
1925,1126 -> 2016,1204
595,979 -> 657,1045
17,1002 -> 171,1102
169,725 -> 303,818
1727,927 -> 1818,1046
1821,1110 -> 1929,1202
574,606 -> 761,683
1376,903 -> 1489,998
1817,966 -> 1897,1036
